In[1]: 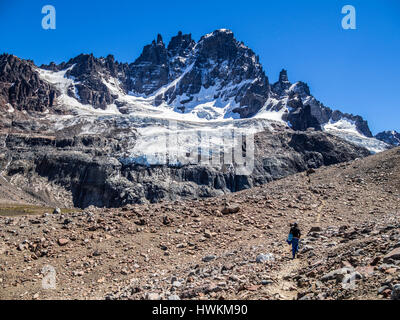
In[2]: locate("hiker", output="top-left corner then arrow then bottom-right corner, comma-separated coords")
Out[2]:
287,222 -> 301,259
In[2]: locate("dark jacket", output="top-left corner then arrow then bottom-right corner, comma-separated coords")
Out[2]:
290,226 -> 301,238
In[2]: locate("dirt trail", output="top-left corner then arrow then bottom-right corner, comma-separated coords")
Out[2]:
267,255 -> 305,300
266,191 -> 324,300
316,199 -> 325,223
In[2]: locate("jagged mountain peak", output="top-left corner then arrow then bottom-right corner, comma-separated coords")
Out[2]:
122,29 -> 269,116
156,33 -> 164,45
0,53 -> 57,112
167,31 -> 195,57
271,69 -> 292,96
0,53 -> 22,64
279,69 -> 289,82
0,29 -> 391,153
375,130 -> 400,146
197,28 -> 256,63
0,53 -> 36,78
289,81 -> 311,97
200,28 -> 234,39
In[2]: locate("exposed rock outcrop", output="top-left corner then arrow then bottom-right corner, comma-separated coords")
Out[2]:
270,69 -> 372,137
0,54 -> 58,112
1,125 -> 369,208
375,130 -> 400,146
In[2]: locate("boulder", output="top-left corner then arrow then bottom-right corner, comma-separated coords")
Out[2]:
145,292 -> 161,300
391,284 -> 400,300
221,206 -> 240,214
58,238 -> 69,246
256,253 -> 274,263
202,255 -> 216,262
301,245 -> 314,254
321,267 -> 353,282
383,248 -> 400,263
309,226 -> 322,233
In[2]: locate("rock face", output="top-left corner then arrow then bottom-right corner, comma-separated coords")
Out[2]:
128,34 -> 172,96
1,124 -> 369,208
64,54 -> 126,109
1,29 -> 378,139
375,131 -> 400,147
40,53 -> 129,110
268,69 -> 372,137
0,54 -> 58,112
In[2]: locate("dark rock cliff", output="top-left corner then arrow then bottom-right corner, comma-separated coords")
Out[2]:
1,127 -> 369,208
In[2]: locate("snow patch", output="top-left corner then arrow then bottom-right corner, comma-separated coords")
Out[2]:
37,66 -> 122,116
6,103 -> 14,113
323,119 -> 390,154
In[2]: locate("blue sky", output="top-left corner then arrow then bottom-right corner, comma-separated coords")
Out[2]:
0,0 -> 399,134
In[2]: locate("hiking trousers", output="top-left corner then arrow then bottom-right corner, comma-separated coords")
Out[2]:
292,238 -> 299,259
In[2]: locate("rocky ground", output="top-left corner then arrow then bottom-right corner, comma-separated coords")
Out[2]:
0,147 -> 399,300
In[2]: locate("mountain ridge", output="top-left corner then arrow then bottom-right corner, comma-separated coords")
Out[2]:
0,29 -> 395,205
375,130 -> 400,146
0,29 -> 389,149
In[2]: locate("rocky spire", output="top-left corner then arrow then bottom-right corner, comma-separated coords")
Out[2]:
156,34 -> 163,45
271,69 -> 291,96
279,69 -> 289,83
375,130 -> 400,146
167,31 -> 195,57
128,33 -> 169,95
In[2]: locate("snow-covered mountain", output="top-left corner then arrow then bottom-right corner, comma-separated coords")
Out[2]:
0,29 -> 390,153
0,29 -> 396,207
375,130 -> 400,147
262,69 -> 390,153
34,29 -> 269,121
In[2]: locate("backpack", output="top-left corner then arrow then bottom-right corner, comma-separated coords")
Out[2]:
287,233 -> 293,244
